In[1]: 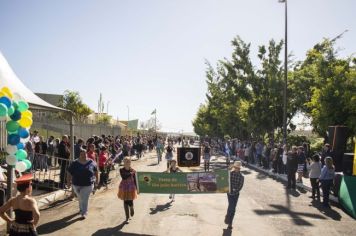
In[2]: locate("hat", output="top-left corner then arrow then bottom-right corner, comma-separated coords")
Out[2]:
232,161 -> 242,169
15,173 -> 33,185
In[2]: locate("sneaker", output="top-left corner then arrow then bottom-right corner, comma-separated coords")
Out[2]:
169,195 -> 172,199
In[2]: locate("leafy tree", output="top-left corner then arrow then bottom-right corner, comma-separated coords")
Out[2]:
291,37 -> 356,137
97,114 -> 111,125
58,90 -> 93,122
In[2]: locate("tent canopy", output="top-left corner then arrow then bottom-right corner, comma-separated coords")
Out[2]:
0,51 -> 67,112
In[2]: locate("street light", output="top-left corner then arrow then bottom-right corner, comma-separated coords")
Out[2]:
279,0 -> 288,144
107,101 -> 110,114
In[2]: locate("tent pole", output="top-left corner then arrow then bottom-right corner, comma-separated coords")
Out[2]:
6,165 -> 14,233
69,113 -> 75,160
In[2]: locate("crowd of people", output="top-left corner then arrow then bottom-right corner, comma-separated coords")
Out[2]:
201,137 -> 336,208
0,131 -> 338,235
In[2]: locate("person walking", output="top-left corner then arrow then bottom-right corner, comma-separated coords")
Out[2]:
167,160 -> 182,201
307,154 -> 322,201
225,161 -> 244,230
165,142 -> 174,170
98,146 -> 109,188
67,149 -> 99,218
0,174 -> 40,236
118,157 -> 137,222
203,142 -> 212,172
286,146 -> 298,190
320,157 -> 335,208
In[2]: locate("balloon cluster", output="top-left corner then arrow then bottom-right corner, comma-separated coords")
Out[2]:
0,86 -> 33,173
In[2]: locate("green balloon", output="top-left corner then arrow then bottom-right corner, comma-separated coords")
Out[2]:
23,159 -> 32,170
0,103 -> 8,116
12,101 -> 19,109
15,149 -> 27,160
6,121 -> 19,133
18,101 -> 29,112
7,106 -> 15,116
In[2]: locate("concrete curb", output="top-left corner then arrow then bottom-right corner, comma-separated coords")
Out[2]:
242,161 -> 339,204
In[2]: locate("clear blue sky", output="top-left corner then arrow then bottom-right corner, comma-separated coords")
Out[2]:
0,0 -> 355,133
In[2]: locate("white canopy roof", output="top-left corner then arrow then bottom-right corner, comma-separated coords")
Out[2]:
0,51 -> 67,112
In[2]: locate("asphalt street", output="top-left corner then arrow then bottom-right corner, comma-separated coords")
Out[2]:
5,150 -> 356,236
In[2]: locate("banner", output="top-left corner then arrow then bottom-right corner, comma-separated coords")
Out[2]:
137,170 -> 229,194
177,147 -> 201,167
353,143 -> 356,176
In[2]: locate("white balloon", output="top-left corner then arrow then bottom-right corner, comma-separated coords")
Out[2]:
13,92 -> 24,101
15,161 -> 27,173
6,155 -> 17,166
20,137 -> 30,143
6,145 -> 18,155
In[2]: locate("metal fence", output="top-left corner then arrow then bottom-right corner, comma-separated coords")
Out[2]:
29,154 -> 121,191
29,154 -> 73,191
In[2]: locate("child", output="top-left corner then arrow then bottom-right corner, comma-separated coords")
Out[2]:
118,157 -> 137,222
168,160 -> 181,201
320,157 -> 335,208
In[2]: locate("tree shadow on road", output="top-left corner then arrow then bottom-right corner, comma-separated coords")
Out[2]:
147,163 -> 159,167
149,201 -> 173,215
37,212 -> 83,234
92,221 -> 153,236
254,204 -> 327,226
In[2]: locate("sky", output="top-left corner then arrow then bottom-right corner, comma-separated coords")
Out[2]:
0,0 -> 355,133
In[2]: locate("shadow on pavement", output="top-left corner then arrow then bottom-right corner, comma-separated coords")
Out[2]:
147,163 -> 159,167
149,201 -> 172,215
310,200 -> 342,221
254,204 -> 327,226
240,170 -> 251,175
37,212 -> 83,234
222,228 -> 232,236
92,221 -> 153,236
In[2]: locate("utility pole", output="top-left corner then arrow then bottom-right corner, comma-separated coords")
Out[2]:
279,0 -> 288,144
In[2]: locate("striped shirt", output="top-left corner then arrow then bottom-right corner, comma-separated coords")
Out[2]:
230,171 -> 244,195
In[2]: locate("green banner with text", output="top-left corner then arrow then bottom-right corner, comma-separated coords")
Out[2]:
137,170 -> 229,194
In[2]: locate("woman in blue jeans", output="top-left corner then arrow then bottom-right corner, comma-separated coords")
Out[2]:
319,156 -> 335,208
67,149 -> 99,218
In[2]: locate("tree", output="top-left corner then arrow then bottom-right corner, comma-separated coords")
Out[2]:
58,90 -> 93,122
97,114 -> 111,125
291,37 -> 356,137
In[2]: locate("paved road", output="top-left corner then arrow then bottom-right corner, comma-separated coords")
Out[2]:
11,150 -> 356,236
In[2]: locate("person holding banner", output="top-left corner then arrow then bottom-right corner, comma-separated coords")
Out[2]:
168,160 -> 182,201
118,157 -> 137,222
225,161 -> 244,230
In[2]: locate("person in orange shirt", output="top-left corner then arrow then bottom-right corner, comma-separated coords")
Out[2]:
98,146 -> 109,188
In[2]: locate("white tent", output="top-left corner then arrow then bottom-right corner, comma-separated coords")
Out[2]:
0,51 -> 66,111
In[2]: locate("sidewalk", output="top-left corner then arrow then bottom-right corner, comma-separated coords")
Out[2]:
241,160 -> 339,203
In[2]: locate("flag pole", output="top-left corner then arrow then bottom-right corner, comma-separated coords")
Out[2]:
155,109 -> 157,134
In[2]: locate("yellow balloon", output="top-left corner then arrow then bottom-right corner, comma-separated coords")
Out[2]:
19,116 -> 33,128
22,110 -> 33,118
1,87 -> 13,99
0,91 -> 5,97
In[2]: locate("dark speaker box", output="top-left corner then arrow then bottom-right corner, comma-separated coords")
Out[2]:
328,126 -> 348,151
342,153 -> 355,176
